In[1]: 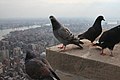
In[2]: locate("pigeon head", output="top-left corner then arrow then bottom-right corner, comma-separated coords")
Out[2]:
25,50 -> 36,62
49,16 -> 55,19
49,15 -> 62,30
97,16 -> 105,21
49,16 -> 58,23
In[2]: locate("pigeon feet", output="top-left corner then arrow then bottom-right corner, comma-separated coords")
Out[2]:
58,44 -> 64,49
58,46 -> 64,49
100,53 -> 114,57
110,54 -> 114,57
60,50 -> 66,52
58,44 -> 66,50
100,53 -> 106,56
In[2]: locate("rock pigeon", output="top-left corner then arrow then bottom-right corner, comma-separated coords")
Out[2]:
25,51 -> 60,80
49,15 -> 84,50
78,16 -> 105,44
94,25 -> 120,57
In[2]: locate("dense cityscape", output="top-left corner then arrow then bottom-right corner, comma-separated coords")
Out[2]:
0,18 -> 119,79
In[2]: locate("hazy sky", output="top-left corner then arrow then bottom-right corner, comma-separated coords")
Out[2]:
0,0 -> 120,18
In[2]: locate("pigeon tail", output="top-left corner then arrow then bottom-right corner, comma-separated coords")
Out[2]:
49,69 -> 60,80
78,33 -> 84,40
76,44 -> 83,49
71,38 -> 83,49
79,40 -> 84,44
39,76 -> 54,80
72,38 -> 84,44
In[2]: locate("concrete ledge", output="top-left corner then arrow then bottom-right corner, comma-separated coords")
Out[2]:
46,40 -> 120,80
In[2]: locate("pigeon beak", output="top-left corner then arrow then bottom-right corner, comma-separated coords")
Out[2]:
103,18 -> 105,21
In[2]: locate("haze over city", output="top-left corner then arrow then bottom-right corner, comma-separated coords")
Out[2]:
0,0 -> 120,19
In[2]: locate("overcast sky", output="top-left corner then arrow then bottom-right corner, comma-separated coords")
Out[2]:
0,0 -> 120,19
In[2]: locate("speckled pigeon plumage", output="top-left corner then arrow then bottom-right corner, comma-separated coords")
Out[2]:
49,16 -> 83,50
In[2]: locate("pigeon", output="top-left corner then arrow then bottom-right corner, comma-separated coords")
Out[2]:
25,51 -> 60,80
78,16 -> 105,44
94,25 -> 120,57
49,15 -> 84,50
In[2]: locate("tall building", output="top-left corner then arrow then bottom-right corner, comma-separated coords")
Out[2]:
0,47 -> 9,60
13,47 -> 22,57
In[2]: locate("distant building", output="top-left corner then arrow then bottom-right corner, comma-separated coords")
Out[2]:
27,44 -> 37,51
0,62 -> 3,74
13,47 -> 22,57
0,40 -> 9,46
0,49 -> 9,60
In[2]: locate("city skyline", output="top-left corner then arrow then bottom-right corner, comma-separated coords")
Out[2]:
0,0 -> 120,19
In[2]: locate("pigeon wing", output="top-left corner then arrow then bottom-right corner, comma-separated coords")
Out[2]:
84,27 -> 96,36
57,27 -> 74,41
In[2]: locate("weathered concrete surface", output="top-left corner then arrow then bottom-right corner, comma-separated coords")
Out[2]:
46,40 -> 120,80
56,70 -> 93,80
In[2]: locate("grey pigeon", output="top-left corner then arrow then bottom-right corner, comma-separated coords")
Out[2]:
25,51 -> 60,80
49,16 -> 84,50
78,16 -> 105,44
94,25 -> 120,57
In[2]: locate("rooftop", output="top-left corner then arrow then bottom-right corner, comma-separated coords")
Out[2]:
48,40 -> 120,67
46,40 -> 120,80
